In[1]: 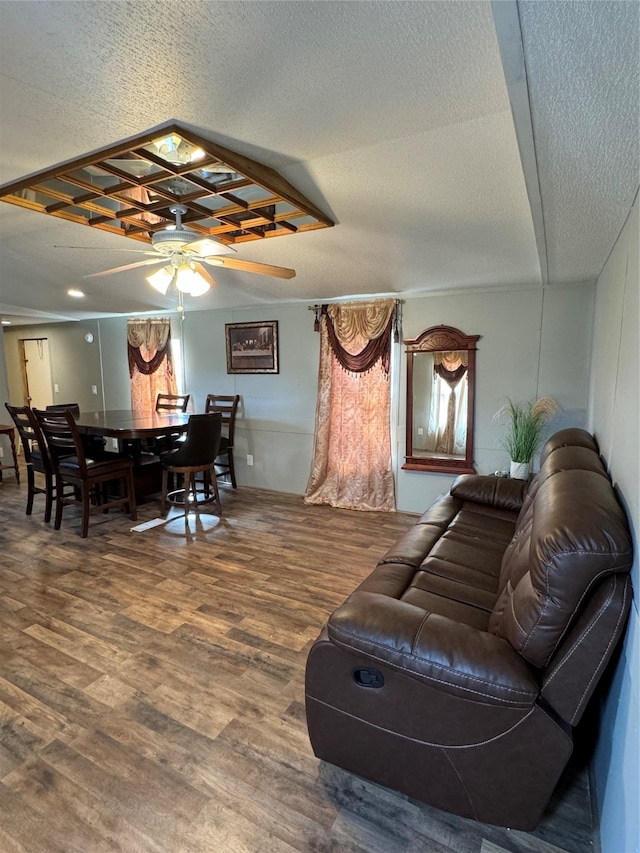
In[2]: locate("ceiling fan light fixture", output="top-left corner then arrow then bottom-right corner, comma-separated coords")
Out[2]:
175,265 -> 210,296
147,266 -> 174,294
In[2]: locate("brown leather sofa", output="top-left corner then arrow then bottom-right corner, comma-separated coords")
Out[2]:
305,429 -> 633,829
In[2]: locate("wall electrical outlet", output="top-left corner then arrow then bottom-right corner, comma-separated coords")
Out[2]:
111,438 -> 119,450
91,385 -> 98,395
54,384 -> 59,393
246,454 -> 254,466
417,427 -> 424,435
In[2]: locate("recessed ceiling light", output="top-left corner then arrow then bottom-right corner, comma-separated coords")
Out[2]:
1,319 -> 11,325
67,289 -> 85,298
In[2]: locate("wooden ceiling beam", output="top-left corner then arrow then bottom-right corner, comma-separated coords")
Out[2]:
0,121 -> 334,248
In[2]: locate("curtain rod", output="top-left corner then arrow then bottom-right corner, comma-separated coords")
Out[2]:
307,299 -> 402,311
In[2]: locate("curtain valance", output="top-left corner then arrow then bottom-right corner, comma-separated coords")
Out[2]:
434,362 -> 467,385
321,299 -> 396,376
127,318 -> 173,378
433,350 -> 468,385
433,350 -> 468,368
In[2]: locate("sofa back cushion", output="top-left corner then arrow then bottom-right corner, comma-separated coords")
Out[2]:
539,427 -> 599,464
513,434 -> 607,538
489,442 -> 632,667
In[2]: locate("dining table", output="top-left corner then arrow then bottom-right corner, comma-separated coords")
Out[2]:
76,409 -> 190,500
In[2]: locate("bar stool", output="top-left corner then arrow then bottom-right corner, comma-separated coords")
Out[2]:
0,423 -> 20,484
161,413 -> 222,520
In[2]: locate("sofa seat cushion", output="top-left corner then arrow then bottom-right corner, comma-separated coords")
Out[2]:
401,581 -> 493,630
378,495 -> 462,567
357,560 -> 492,628
400,506 -> 514,624
359,495 -> 521,632
327,592 -> 540,706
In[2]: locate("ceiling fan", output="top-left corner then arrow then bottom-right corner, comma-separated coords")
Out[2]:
73,204 -> 296,298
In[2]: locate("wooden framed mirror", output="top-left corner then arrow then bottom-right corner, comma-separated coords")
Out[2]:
403,325 -> 480,474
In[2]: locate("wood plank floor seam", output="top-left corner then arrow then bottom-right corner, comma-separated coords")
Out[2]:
0,471 -> 594,852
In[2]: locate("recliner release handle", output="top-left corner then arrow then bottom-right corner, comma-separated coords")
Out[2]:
352,667 -> 384,688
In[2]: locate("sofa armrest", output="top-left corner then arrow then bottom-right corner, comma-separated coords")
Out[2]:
327,592 -> 539,707
450,474 -> 528,511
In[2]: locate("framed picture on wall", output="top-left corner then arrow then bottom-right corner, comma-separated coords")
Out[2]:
225,321 -> 279,374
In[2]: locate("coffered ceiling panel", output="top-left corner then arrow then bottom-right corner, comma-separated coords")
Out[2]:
0,0 -> 637,323
0,123 -> 333,247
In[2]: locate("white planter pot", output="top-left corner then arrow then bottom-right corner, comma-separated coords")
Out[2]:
510,460 -> 530,480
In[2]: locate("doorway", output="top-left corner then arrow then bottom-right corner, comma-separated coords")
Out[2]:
19,338 -> 54,408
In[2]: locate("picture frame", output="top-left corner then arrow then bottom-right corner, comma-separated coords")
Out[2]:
225,321 -> 279,374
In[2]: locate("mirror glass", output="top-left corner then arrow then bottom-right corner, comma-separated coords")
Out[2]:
403,325 -> 480,474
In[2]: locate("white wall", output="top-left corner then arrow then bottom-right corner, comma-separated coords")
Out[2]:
2,282 -> 594,511
396,283 -> 592,511
588,192 -> 639,853
3,319 -> 102,412
182,303 -> 320,495
180,283 -> 594,508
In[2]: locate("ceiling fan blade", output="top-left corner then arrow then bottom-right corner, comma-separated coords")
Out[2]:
203,256 -> 296,279
55,245 -> 158,256
183,237 -> 236,257
193,263 -> 217,288
84,258 -> 165,278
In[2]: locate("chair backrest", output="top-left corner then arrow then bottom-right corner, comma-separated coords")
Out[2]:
5,402 -> 50,467
165,413 -> 222,468
34,408 -> 87,473
156,393 -> 190,413
46,403 -> 81,417
204,394 -> 239,443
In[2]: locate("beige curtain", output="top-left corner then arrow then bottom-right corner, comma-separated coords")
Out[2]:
305,299 -> 396,512
426,351 -> 468,455
127,318 -> 177,412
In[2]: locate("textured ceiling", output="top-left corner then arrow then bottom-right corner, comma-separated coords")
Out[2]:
0,0 -> 637,323
518,0 -> 640,284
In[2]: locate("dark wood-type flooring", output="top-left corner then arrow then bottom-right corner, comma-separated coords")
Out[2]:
0,467 -> 594,853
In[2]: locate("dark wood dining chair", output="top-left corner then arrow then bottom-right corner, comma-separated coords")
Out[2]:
34,408 -> 137,538
46,402 -> 105,454
161,413 -> 222,520
148,393 -> 191,454
5,405 -> 48,515
45,403 -> 80,416
204,394 -> 240,488
0,422 -> 20,484
156,393 -> 190,412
